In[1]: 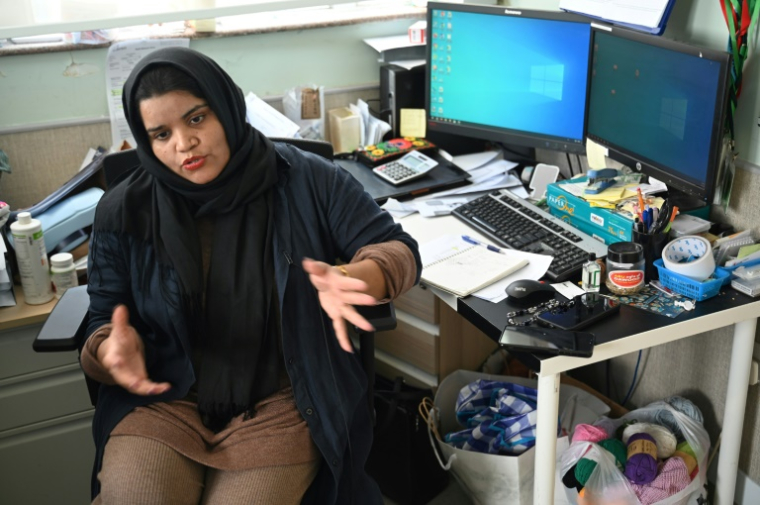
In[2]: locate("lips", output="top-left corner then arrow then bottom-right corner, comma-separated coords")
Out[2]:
182,156 -> 206,171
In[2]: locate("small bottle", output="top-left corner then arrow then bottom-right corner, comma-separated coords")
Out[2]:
582,252 -> 601,293
50,252 -> 79,299
9,212 -> 54,305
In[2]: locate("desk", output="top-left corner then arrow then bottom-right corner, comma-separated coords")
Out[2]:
395,212 -> 760,505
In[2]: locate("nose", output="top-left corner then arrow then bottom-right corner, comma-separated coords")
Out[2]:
175,128 -> 198,152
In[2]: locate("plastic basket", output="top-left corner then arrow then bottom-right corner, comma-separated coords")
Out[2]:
653,259 -> 730,301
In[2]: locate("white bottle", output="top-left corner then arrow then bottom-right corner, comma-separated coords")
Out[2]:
10,212 -> 54,305
50,252 -> 79,299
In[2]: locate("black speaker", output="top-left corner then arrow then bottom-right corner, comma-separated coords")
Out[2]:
379,63 -> 488,155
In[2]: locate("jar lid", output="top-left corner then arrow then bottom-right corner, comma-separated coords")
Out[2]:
50,252 -> 74,268
607,242 -> 643,263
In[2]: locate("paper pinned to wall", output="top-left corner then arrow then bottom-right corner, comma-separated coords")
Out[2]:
106,38 -> 190,150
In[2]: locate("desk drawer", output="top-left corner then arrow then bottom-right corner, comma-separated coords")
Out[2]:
394,285 -> 438,324
375,312 -> 439,375
0,411 -> 94,505
0,324 -> 79,381
0,365 -> 93,431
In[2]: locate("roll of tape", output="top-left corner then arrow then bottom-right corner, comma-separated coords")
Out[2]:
662,235 -> 715,281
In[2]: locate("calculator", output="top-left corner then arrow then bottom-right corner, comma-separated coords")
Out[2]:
372,151 -> 439,185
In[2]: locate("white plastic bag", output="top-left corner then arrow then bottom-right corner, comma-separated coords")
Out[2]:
560,402 -> 710,505
282,85 -> 325,140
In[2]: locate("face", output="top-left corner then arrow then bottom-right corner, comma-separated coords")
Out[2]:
139,90 -> 231,185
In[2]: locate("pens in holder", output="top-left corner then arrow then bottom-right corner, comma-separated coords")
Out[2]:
462,235 -> 507,254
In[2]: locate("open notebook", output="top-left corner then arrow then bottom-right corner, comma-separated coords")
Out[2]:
419,235 -> 529,297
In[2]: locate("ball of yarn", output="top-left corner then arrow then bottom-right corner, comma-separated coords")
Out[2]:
575,458 -> 598,487
572,423 -> 609,444
654,396 -> 704,441
623,422 -> 677,459
599,438 -> 627,472
562,464 -> 583,491
625,433 -> 659,485
673,441 -> 699,479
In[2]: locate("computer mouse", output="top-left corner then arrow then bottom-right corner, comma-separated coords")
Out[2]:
505,279 -> 556,307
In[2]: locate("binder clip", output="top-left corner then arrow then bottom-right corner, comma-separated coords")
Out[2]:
584,168 -> 619,194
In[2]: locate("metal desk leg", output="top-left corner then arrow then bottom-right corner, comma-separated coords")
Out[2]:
715,318 -> 757,505
534,372 -> 561,505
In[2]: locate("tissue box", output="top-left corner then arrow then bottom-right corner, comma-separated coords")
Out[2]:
408,20 -> 427,44
327,107 -> 361,154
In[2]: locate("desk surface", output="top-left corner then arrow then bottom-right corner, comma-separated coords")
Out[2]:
0,289 -> 57,331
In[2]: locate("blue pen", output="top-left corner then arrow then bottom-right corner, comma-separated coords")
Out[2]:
462,235 -> 506,254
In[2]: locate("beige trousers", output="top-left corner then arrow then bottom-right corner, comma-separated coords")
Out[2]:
92,436 -> 320,505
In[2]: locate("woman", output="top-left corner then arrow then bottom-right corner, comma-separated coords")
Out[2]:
80,47 -> 421,504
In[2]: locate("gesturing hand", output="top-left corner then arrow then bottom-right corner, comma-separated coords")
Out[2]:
97,305 -> 171,396
302,258 -> 377,353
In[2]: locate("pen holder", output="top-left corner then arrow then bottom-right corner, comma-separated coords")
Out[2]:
632,230 -> 668,283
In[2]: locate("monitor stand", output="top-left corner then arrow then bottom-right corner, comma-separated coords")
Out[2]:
665,187 -> 709,214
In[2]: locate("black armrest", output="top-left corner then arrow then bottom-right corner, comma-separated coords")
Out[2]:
32,285 -> 89,352
357,303 -> 397,333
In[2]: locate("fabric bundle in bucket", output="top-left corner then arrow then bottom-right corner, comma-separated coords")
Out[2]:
427,370 -> 611,505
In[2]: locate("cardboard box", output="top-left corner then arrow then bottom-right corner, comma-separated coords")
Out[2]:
549,207 -> 623,246
408,20 -> 427,44
546,180 -> 634,242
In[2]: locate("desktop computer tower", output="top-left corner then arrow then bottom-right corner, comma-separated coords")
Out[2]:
380,63 -> 487,155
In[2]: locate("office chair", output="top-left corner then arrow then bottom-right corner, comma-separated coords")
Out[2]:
33,137 -> 396,420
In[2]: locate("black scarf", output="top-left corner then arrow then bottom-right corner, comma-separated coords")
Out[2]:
98,47 -> 281,432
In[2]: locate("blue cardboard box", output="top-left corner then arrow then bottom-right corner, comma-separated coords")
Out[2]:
546,180 -> 634,242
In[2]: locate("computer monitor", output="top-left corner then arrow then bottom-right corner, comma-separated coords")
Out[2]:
587,26 -> 731,206
425,3 -> 593,155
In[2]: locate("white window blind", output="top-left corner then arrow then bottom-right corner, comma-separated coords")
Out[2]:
0,0 -> 369,40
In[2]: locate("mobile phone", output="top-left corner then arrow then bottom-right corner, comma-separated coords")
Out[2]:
537,293 -> 620,331
498,325 -> 595,358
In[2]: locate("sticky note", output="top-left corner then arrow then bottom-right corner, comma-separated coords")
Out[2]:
586,137 -> 608,170
400,108 -> 426,138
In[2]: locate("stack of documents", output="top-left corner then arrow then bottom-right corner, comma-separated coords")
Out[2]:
559,0 -> 675,35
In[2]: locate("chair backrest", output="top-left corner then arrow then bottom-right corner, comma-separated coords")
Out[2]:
102,137 -> 334,188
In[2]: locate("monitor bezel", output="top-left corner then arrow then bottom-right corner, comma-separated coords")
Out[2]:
425,2 -> 595,155
587,25 -> 731,204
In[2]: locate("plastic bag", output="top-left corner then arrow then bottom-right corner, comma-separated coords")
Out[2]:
282,85 -> 325,140
560,401 -> 710,505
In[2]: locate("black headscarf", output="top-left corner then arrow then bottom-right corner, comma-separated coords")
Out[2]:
98,47 -> 281,432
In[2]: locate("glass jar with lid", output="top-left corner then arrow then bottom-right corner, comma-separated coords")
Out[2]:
605,242 -> 645,295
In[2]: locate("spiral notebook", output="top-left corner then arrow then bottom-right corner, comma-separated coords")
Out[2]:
420,235 -> 529,297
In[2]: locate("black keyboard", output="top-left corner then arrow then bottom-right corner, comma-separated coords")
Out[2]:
453,189 -> 609,282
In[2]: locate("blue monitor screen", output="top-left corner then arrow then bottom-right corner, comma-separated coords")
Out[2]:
588,30 -> 726,194
428,6 -> 592,152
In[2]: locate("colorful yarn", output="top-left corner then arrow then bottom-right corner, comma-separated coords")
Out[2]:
572,423 -> 609,444
623,422 -> 677,459
625,433 -> 659,485
599,438 -> 627,472
631,456 -> 691,505
673,441 -> 699,480
575,458 -> 598,487
654,396 -> 704,440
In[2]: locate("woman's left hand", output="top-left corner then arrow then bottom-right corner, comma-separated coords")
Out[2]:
302,258 -> 377,352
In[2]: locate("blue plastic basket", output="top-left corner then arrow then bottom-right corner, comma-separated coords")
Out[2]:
653,259 -> 730,301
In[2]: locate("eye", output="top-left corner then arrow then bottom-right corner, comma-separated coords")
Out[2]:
153,130 -> 169,141
189,114 -> 205,125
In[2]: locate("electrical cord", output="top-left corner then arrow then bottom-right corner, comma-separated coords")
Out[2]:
621,350 -> 642,406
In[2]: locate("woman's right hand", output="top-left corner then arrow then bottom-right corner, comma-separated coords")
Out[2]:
97,305 -> 171,396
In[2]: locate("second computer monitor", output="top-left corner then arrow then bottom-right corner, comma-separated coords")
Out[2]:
426,3 -> 593,154
587,27 -> 730,205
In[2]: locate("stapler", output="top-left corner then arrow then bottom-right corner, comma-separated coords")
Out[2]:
584,168 -> 619,194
